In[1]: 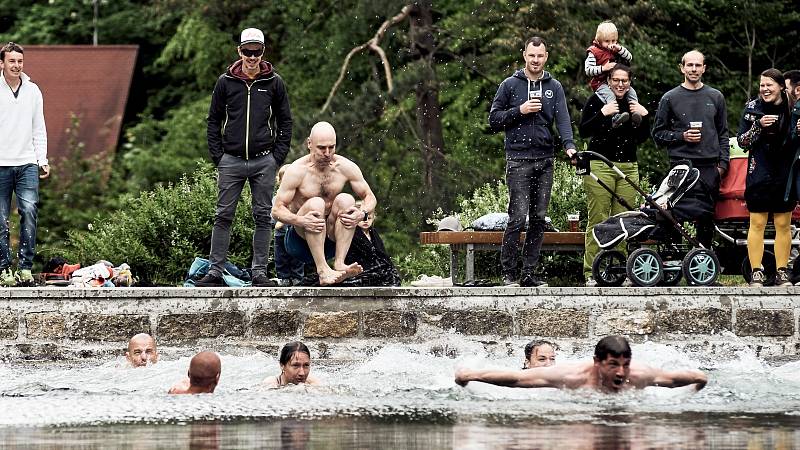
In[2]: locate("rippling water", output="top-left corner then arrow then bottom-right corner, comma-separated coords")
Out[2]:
1,338 -> 799,448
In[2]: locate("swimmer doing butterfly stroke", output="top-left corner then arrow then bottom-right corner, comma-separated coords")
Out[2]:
456,335 -> 707,393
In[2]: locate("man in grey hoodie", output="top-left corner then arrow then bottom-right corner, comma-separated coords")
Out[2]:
489,36 -> 577,287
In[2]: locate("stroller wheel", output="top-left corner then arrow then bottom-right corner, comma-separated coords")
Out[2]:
592,250 -> 626,286
682,248 -> 720,286
626,248 -> 664,287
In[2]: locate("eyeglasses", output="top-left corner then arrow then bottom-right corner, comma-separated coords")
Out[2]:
240,48 -> 264,57
610,78 -> 630,85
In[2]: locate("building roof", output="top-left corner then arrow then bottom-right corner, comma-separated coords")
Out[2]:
22,45 -> 138,162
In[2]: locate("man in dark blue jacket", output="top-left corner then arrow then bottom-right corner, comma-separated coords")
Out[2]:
489,36 -> 577,287
196,28 -> 292,287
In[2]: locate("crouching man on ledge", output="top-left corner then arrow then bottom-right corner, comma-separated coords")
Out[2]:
456,335 -> 707,393
272,121 -> 377,286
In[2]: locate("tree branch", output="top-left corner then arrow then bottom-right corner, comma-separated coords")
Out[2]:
711,55 -> 748,98
320,4 -> 413,114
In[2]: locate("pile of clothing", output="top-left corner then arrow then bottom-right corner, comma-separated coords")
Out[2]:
42,257 -> 136,287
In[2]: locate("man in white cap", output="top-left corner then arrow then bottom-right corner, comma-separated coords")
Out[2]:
196,28 -> 293,287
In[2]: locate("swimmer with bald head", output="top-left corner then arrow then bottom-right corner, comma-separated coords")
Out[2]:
457,335 -> 707,393
272,121 -> 378,286
126,333 -> 158,367
169,351 -> 222,394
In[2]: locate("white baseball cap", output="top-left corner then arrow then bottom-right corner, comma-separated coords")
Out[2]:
240,28 -> 265,46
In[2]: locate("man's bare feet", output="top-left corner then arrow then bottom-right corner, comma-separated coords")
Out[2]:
335,262 -> 363,281
318,268 -> 346,286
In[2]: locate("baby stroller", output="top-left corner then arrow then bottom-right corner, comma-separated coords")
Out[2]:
713,138 -> 800,284
575,151 -> 721,287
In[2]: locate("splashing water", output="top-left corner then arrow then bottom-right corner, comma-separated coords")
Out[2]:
0,339 -> 798,447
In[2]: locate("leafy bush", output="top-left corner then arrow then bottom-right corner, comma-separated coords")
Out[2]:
121,98 -> 210,193
60,164 -> 257,285
38,115 -> 117,264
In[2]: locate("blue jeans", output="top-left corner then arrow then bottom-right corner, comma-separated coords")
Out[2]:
501,158 -> 554,277
274,226 -> 304,280
0,164 -> 40,270
284,225 -> 336,265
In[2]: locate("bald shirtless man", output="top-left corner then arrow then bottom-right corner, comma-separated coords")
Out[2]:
456,335 -> 707,393
272,121 -> 377,285
168,351 -> 221,394
126,333 -> 158,368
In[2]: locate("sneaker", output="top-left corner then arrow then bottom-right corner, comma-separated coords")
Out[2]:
194,273 -> 225,287
502,275 -> 519,287
16,269 -> 35,287
622,278 -> 633,287
585,277 -> 598,287
750,268 -> 766,287
520,273 -> 548,287
410,275 -> 453,287
1,268 -> 16,287
252,273 -> 278,287
611,112 -> 630,128
775,267 -> 792,287
630,112 -> 643,128
275,278 -> 293,287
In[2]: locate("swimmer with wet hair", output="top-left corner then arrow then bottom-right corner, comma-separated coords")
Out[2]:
126,333 -> 158,367
168,351 -> 221,394
457,335 -> 707,393
264,341 -> 320,387
523,340 -> 556,369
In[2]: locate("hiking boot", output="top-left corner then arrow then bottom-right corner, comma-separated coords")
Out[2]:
194,273 -> 224,287
16,269 -> 35,287
611,112 -> 630,128
775,267 -> 792,287
502,275 -> 519,287
585,277 -> 598,287
252,273 -> 277,287
1,268 -> 16,287
750,268 -> 766,287
630,112 -> 643,128
520,273 -> 548,287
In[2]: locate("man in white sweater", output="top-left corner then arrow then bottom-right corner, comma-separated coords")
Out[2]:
0,42 -> 49,287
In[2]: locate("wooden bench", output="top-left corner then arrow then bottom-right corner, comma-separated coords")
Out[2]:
419,231 -> 585,283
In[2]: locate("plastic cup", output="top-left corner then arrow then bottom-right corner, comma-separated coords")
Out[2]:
567,213 -> 580,232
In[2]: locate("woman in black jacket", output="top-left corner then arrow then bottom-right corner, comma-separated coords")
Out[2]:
737,68 -> 795,286
578,65 -> 651,286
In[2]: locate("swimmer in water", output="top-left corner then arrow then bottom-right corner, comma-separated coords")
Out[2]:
456,335 -> 707,393
126,333 -> 158,367
523,340 -> 556,369
168,351 -> 221,394
264,341 -> 320,387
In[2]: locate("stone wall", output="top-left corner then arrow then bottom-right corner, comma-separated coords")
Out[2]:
0,286 -> 798,361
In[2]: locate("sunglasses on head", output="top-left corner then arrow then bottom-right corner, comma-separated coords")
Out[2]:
240,47 -> 264,57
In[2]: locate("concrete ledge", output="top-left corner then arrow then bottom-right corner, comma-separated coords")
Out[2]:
0,286 -> 798,360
